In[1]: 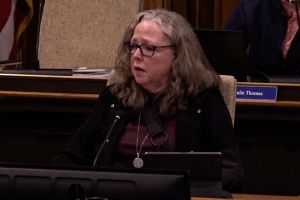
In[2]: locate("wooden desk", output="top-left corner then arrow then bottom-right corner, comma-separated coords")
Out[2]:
193,194 -> 300,200
234,82 -> 300,196
2,73 -> 300,105
1,73 -> 300,106
1,74 -> 300,196
0,73 -> 107,95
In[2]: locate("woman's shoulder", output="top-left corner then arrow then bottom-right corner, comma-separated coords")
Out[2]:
239,0 -> 264,5
196,86 -> 221,97
97,86 -> 116,101
99,85 -> 133,114
239,0 -> 277,7
191,86 -> 223,105
93,86 -> 119,109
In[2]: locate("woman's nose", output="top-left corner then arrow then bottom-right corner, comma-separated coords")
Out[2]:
132,46 -> 143,57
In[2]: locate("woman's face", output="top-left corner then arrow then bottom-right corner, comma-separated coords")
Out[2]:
130,20 -> 175,94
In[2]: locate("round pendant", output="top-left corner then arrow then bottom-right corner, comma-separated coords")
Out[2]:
133,157 -> 144,168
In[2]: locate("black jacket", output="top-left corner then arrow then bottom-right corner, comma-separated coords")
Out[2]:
55,86 -> 244,192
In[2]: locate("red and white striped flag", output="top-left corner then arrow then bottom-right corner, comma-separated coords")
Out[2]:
0,0 -> 33,61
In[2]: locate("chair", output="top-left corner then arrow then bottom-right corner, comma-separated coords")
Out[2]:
38,0 -> 144,70
219,75 -> 237,125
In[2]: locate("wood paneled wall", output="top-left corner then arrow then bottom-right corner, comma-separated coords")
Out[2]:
143,0 -> 239,29
19,0 -> 239,69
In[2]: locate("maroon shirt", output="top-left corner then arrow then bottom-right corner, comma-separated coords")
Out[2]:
117,117 -> 176,160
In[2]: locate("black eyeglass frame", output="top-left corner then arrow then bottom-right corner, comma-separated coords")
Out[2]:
124,42 -> 176,57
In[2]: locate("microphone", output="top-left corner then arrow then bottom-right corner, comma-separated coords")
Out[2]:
92,114 -> 121,167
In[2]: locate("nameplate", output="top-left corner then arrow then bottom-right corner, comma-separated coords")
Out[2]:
236,85 -> 278,101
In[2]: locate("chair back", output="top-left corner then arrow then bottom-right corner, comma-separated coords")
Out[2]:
38,0 -> 143,70
219,75 -> 237,125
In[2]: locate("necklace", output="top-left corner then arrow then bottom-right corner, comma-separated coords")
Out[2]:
133,110 -> 148,168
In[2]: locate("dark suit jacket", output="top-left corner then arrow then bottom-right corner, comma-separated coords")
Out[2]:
55,86 -> 244,192
224,0 -> 300,76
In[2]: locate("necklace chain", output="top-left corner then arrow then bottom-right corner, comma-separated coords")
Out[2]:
135,110 -> 148,158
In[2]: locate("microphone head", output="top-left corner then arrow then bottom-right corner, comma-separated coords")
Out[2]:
116,108 -> 134,118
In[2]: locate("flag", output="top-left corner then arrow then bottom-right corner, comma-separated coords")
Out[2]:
0,0 -> 33,61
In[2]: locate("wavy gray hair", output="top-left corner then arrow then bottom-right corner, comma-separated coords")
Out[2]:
110,8 -> 220,115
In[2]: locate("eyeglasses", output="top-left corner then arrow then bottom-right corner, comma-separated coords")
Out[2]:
124,42 -> 176,57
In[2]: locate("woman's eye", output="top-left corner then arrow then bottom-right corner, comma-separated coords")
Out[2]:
143,45 -> 154,52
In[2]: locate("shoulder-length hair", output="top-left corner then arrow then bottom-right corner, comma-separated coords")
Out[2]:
110,8 -> 220,115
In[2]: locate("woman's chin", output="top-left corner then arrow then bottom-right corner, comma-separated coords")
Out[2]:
135,79 -> 147,88
134,75 -> 147,85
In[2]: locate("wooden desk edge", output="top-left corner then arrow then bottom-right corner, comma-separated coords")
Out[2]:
0,90 -> 99,100
236,100 -> 300,107
0,73 -> 109,82
237,81 -> 300,87
192,193 -> 300,200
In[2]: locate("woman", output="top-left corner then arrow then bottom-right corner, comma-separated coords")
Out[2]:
55,9 -> 243,192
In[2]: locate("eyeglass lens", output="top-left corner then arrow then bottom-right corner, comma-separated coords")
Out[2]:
125,43 -> 155,57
